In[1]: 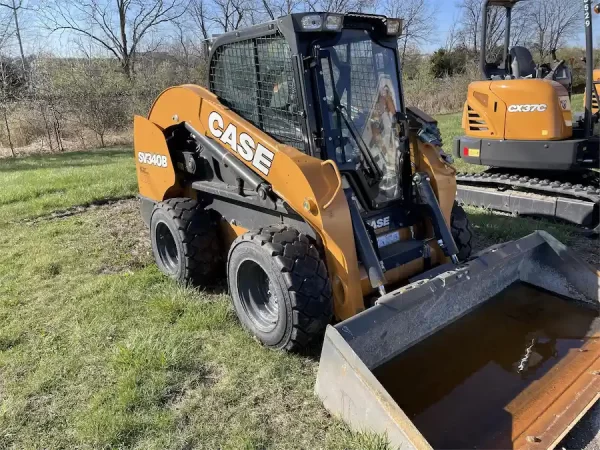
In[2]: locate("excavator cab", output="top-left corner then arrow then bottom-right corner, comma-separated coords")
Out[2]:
479,1 -> 573,88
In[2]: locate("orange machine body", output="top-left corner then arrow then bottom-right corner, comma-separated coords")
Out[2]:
585,68 -> 600,115
134,84 -> 455,320
462,79 -> 573,141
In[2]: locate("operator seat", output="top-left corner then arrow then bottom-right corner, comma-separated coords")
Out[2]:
509,46 -> 536,78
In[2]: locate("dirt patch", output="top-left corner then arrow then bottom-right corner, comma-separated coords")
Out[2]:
88,199 -> 152,274
20,197 -> 135,225
569,236 -> 600,269
36,198 -> 153,275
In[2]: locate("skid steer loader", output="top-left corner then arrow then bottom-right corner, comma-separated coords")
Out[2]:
134,13 -> 600,449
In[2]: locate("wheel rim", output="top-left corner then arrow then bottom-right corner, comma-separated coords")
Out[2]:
156,222 -> 179,273
237,259 -> 279,333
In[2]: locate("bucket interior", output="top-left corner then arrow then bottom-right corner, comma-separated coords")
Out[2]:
371,282 -> 600,449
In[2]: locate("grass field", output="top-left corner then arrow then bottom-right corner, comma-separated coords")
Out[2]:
0,150 -> 393,449
0,106 -> 595,448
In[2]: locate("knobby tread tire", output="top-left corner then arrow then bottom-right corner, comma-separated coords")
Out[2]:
229,225 -> 333,352
152,197 -> 222,285
451,202 -> 473,261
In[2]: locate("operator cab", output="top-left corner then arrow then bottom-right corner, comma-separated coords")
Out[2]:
207,12 -> 412,212
480,0 -> 572,92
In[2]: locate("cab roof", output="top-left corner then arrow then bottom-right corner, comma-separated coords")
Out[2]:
486,0 -> 523,6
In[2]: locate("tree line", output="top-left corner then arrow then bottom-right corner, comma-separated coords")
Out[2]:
0,0 -> 590,156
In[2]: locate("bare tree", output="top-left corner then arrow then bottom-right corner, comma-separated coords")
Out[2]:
262,0 -> 274,20
508,1 -> 533,47
306,0 -> 373,14
262,0 -> 302,18
456,0 -> 539,66
445,14 -> 461,52
190,0 -> 210,39
188,0 -> 213,57
0,18 -> 15,156
42,0 -> 188,78
383,0 -> 434,64
210,0 -> 248,32
457,0 -> 482,51
526,0 -> 580,61
457,0 -> 505,54
0,0 -> 26,71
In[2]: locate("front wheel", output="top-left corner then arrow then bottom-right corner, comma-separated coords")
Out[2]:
227,225 -> 332,352
451,202 -> 473,261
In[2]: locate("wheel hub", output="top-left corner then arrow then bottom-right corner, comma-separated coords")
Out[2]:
237,259 -> 280,333
156,222 -> 179,273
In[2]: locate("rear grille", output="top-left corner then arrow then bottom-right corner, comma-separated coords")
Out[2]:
467,106 -> 488,131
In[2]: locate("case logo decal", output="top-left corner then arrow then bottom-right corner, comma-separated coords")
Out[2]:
368,216 -> 390,229
138,152 -> 168,168
208,111 -> 275,176
507,104 -> 547,113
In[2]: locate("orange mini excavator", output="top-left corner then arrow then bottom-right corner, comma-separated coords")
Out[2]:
454,0 -> 600,232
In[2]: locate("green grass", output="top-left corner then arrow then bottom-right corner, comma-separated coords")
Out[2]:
0,149 -> 392,449
0,100 -> 592,449
0,148 -> 137,223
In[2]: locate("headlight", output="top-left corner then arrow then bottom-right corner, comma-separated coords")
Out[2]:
324,14 -> 343,31
386,18 -> 402,35
301,15 -> 323,31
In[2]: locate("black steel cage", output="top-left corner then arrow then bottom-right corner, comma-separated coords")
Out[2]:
209,33 -> 305,150
207,12 -> 409,212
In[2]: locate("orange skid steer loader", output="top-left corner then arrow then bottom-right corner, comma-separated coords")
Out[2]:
134,13 -> 600,449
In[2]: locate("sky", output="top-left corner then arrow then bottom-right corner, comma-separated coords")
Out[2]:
2,0 -> 599,57
419,0 -> 600,53
422,1 -> 459,52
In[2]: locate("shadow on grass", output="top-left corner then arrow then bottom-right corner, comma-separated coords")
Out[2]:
0,148 -> 133,173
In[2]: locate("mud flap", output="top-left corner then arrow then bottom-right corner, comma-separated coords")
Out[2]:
316,231 -> 599,449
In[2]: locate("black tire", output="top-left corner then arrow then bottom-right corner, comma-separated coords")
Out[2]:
227,225 -> 333,352
150,197 -> 222,285
451,202 -> 473,261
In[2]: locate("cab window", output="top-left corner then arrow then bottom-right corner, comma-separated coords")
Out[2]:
210,34 -> 305,151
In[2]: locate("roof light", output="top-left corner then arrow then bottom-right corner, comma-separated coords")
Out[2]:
301,15 -> 323,31
386,18 -> 402,35
325,14 -> 343,31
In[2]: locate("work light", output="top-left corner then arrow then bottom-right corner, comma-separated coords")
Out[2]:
325,14 -> 343,31
301,15 -> 323,31
386,18 -> 402,35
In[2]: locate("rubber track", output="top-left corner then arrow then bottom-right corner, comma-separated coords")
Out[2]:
239,225 -> 333,351
456,169 -> 600,203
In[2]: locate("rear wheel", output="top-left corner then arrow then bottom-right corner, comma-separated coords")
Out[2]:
227,225 -> 332,351
451,202 -> 473,261
150,198 -> 222,285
